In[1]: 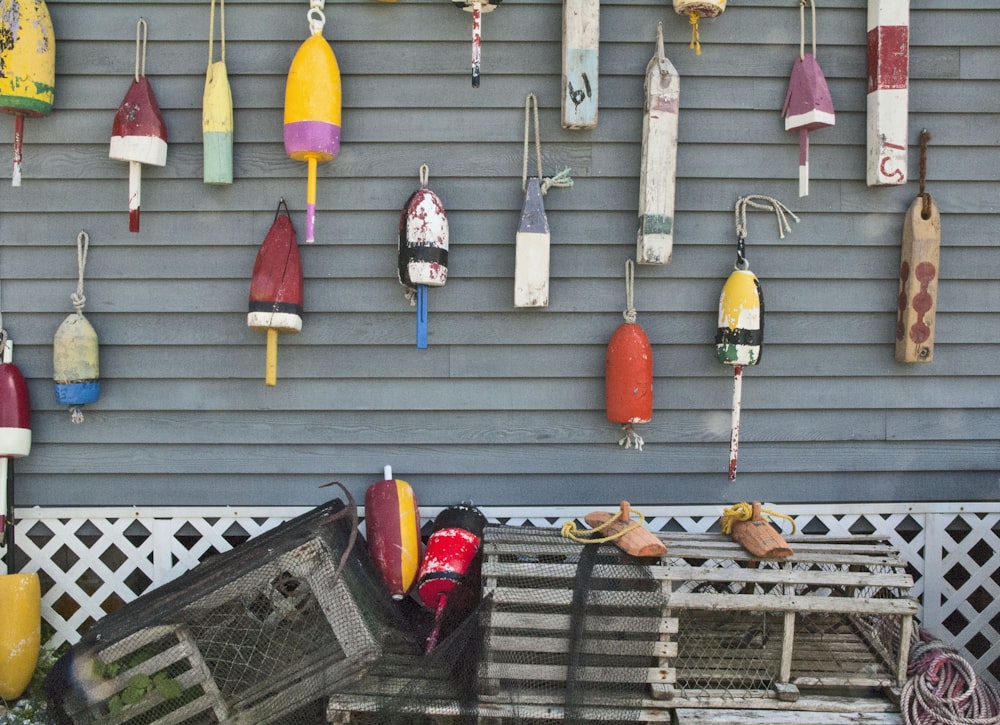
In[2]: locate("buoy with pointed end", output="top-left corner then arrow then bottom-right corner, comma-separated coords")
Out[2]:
53,232 -> 100,423
606,259 -> 652,451
0,0 -> 55,186
203,0 -> 233,184
248,200 -> 303,386
109,19 -> 168,233
364,466 -> 422,599
673,0 -> 726,55
284,4 -> 341,243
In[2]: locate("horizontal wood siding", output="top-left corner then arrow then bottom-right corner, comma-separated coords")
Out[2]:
1,0 -> 997,507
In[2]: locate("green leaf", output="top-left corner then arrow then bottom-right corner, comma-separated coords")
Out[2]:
154,675 -> 184,700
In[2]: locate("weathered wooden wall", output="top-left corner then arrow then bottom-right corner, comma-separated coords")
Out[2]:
2,0 -> 997,509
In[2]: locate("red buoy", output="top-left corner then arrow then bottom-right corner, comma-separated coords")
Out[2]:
605,259 -> 653,450
0,332 -> 31,548
364,466 -> 422,600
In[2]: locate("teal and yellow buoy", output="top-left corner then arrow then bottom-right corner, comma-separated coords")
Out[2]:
53,231 -> 100,423
203,0 -> 233,184
0,0 -> 56,186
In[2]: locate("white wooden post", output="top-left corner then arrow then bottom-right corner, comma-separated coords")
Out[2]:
866,0 -> 909,186
561,0 -> 599,129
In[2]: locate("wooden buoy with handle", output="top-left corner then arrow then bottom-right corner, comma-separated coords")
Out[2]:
606,259 -> 653,450
203,0 -> 233,184
575,501 -> 667,558
53,231 -> 100,423
721,501 -> 795,559
0,0 -> 55,186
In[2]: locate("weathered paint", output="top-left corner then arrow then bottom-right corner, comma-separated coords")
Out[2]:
416,505 -> 486,611
514,177 -> 550,307
783,55 -> 834,197
637,24 -> 679,266
203,61 -> 233,184
606,322 -> 653,426
716,268 -> 763,367
866,0 -> 909,186
895,195 -> 940,363
561,0 -> 598,129
453,0 -> 500,88
0,573 -> 40,700
52,313 -> 100,407
365,470 -> 422,599
399,174 -> 449,348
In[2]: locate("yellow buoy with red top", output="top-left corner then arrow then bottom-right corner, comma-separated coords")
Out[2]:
0,0 -> 55,186
606,259 -> 653,451
284,1 -> 341,243
674,0 -> 726,56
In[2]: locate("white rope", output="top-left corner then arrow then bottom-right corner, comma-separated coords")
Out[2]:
134,18 -> 148,81
735,195 -> 799,241
799,0 -> 817,60
622,258 -> 637,324
522,93 -> 574,195
71,231 -> 89,315
308,0 -> 325,35
208,0 -> 225,65
619,424 -> 645,451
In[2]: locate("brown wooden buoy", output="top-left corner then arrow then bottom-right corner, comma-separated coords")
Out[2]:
721,501 -> 794,558
582,501 -> 667,558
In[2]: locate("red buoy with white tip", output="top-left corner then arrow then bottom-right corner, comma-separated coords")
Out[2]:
606,259 -> 653,451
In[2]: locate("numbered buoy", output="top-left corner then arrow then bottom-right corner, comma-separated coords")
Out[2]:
284,2 -> 341,243
866,0 -> 909,186
398,164 -> 448,349
364,466 -> 422,599
53,232 -> 100,423
673,0 -> 726,55
606,259 -> 652,451
0,572 -> 40,700
782,0 -> 834,197
0,0 -> 55,186
203,0 -> 233,184
451,0 -> 501,87
110,19 -> 168,233
248,200 -> 303,387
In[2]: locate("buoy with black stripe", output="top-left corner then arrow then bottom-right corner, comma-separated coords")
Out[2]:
398,164 -> 448,349
364,466 -> 422,600
53,231 -> 100,423
606,258 -> 653,451
0,0 -> 55,186
248,200 -> 303,387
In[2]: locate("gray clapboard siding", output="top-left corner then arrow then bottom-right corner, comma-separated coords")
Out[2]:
0,0 -> 996,508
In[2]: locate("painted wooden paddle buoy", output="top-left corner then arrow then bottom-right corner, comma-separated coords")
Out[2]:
673,0 -> 726,55
561,0 -> 598,129
896,130 -> 940,364
721,502 -> 795,559
203,0 -> 233,184
416,503 -> 487,653
0,572 -> 40,700
452,0 -> 500,88
718,196 -> 797,480
0,0 -> 55,186
284,1 -> 341,243
398,164 -> 448,349
53,231 -> 100,423
0,327 -> 30,550
109,19 -> 168,233
248,200 -> 303,387
637,22 -> 679,266
866,0 -> 909,186
364,465 -> 422,600
606,259 -> 652,451
782,0 -> 834,198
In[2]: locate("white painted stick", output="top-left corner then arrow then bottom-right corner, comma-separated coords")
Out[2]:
866,0 -> 909,186
128,160 -> 142,232
561,0 -> 599,129
729,364 -> 742,481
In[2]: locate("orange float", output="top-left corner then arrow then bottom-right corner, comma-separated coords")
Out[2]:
606,258 -> 652,450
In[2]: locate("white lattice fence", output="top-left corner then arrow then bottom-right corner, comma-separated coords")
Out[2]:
2,502 -> 998,691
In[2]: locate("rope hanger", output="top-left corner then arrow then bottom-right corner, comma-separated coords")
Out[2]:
521,93 -> 573,195
208,0 -> 225,65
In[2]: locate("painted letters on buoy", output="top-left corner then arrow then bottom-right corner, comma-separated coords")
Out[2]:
561,0 -> 598,129
452,0 -> 501,88
203,0 -> 233,184
364,466 -> 422,599
866,0 -> 909,186
0,0 -> 55,186
53,232 -> 100,423
109,19 -> 168,233
673,0 -> 726,55
398,164 -> 449,349
606,259 -> 652,451
248,200 -> 303,387
284,3 -> 341,243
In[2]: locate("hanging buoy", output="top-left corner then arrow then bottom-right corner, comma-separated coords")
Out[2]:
673,0 -> 726,55
451,0 -> 501,87
0,572 -> 40,700
109,19 -> 168,233
606,259 -> 652,451
637,22 -> 679,265
416,503 -> 487,653
284,1 -> 341,243
203,0 -> 233,184
717,196 -> 797,480
53,231 -> 100,423
0,0 -> 55,186
866,0 -> 909,186
0,327 -> 31,554
248,200 -> 303,387
782,0 -> 834,197
364,465 -> 422,600
561,0 -> 598,129
398,164 -> 449,349
895,130 -> 940,364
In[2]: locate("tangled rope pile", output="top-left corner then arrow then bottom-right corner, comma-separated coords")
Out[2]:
902,627 -> 1000,724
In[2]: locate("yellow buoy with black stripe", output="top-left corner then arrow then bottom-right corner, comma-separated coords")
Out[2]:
0,0 -> 56,186
716,265 -> 762,367
53,232 -> 100,423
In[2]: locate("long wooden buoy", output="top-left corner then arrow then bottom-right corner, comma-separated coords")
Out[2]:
284,2 -> 341,243
53,231 -> 100,423
364,465 -> 422,600
782,0 -> 834,198
398,164 -> 449,349
0,572 -> 40,700
606,259 -> 653,450
637,22 -> 679,266
203,0 -> 233,184
673,0 -> 726,55
0,0 -> 55,186
0,325 -> 31,560
579,502 -> 667,558
895,130 -> 940,364
561,0 -> 598,129
451,0 -> 501,88
866,0 -> 909,186
109,19 -> 168,233
248,200 -> 303,386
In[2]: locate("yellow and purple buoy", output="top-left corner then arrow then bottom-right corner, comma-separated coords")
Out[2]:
0,0 -> 55,186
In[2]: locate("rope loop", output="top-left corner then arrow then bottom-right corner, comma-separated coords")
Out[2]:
208,0 -> 226,65
419,162 -> 430,188
720,501 -> 797,536
561,502 -> 648,544
919,129 -> 933,219
655,21 -> 669,75
799,0 -> 817,60
134,18 -> 148,82
622,258 -> 637,324
308,0 -> 326,35
70,231 -> 90,315
522,92 -> 543,191
687,12 -> 701,56
733,195 -> 798,269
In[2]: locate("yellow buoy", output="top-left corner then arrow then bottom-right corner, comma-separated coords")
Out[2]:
0,573 -> 41,701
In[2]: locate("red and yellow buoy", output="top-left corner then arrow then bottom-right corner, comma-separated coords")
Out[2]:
364,466 -> 422,600
284,1 -> 341,243
0,0 -> 55,186
606,259 -> 653,451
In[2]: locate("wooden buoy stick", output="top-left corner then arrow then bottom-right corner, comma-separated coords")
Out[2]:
306,157 -> 318,243
729,363 -> 742,480
11,114 -> 24,187
265,328 -> 279,386
561,0 -> 599,129
416,284 -> 429,349
471,2 -> 482,88
866,0 -> 909,186
128,161 -> 143,233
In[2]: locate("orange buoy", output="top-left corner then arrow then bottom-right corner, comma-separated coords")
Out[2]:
606,259 -> 652,450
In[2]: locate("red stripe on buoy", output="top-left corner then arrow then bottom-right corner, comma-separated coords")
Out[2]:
866,25 -> 908,92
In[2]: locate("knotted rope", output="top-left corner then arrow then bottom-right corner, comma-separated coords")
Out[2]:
918,129 -> 933,219
902,627 -> 1000,724
307,0 -> 325,35
734,195 -> 798,269
720,501 -> 797,536
561,501 -> 647,545
617,258 -> 645,451
71,231 -> 89,316
522,93 -> 573,195
686,12 -> 702,56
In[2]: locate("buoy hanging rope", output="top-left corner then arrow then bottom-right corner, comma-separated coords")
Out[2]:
606,258 -> 653,451
203,0 -> 233,185
71,230 -> 89,316
522,94 -> 573,196
560,501 -> 647,544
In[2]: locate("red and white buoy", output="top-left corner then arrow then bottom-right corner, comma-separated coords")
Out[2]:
109,19 -> 168,233
606,259 -> 653,451
0,328 -> 31,556
451,0 -> 501,87
866,0 -> 909,186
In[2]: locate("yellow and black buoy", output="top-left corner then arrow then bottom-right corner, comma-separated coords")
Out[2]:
53,231 -> 100,423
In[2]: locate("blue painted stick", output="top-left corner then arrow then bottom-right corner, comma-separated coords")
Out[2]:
417,284 -> 428,349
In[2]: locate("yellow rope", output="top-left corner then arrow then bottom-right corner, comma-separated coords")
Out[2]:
720,502 -> 797,536
561,505 -> 647,544
688,12 -> 702,56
